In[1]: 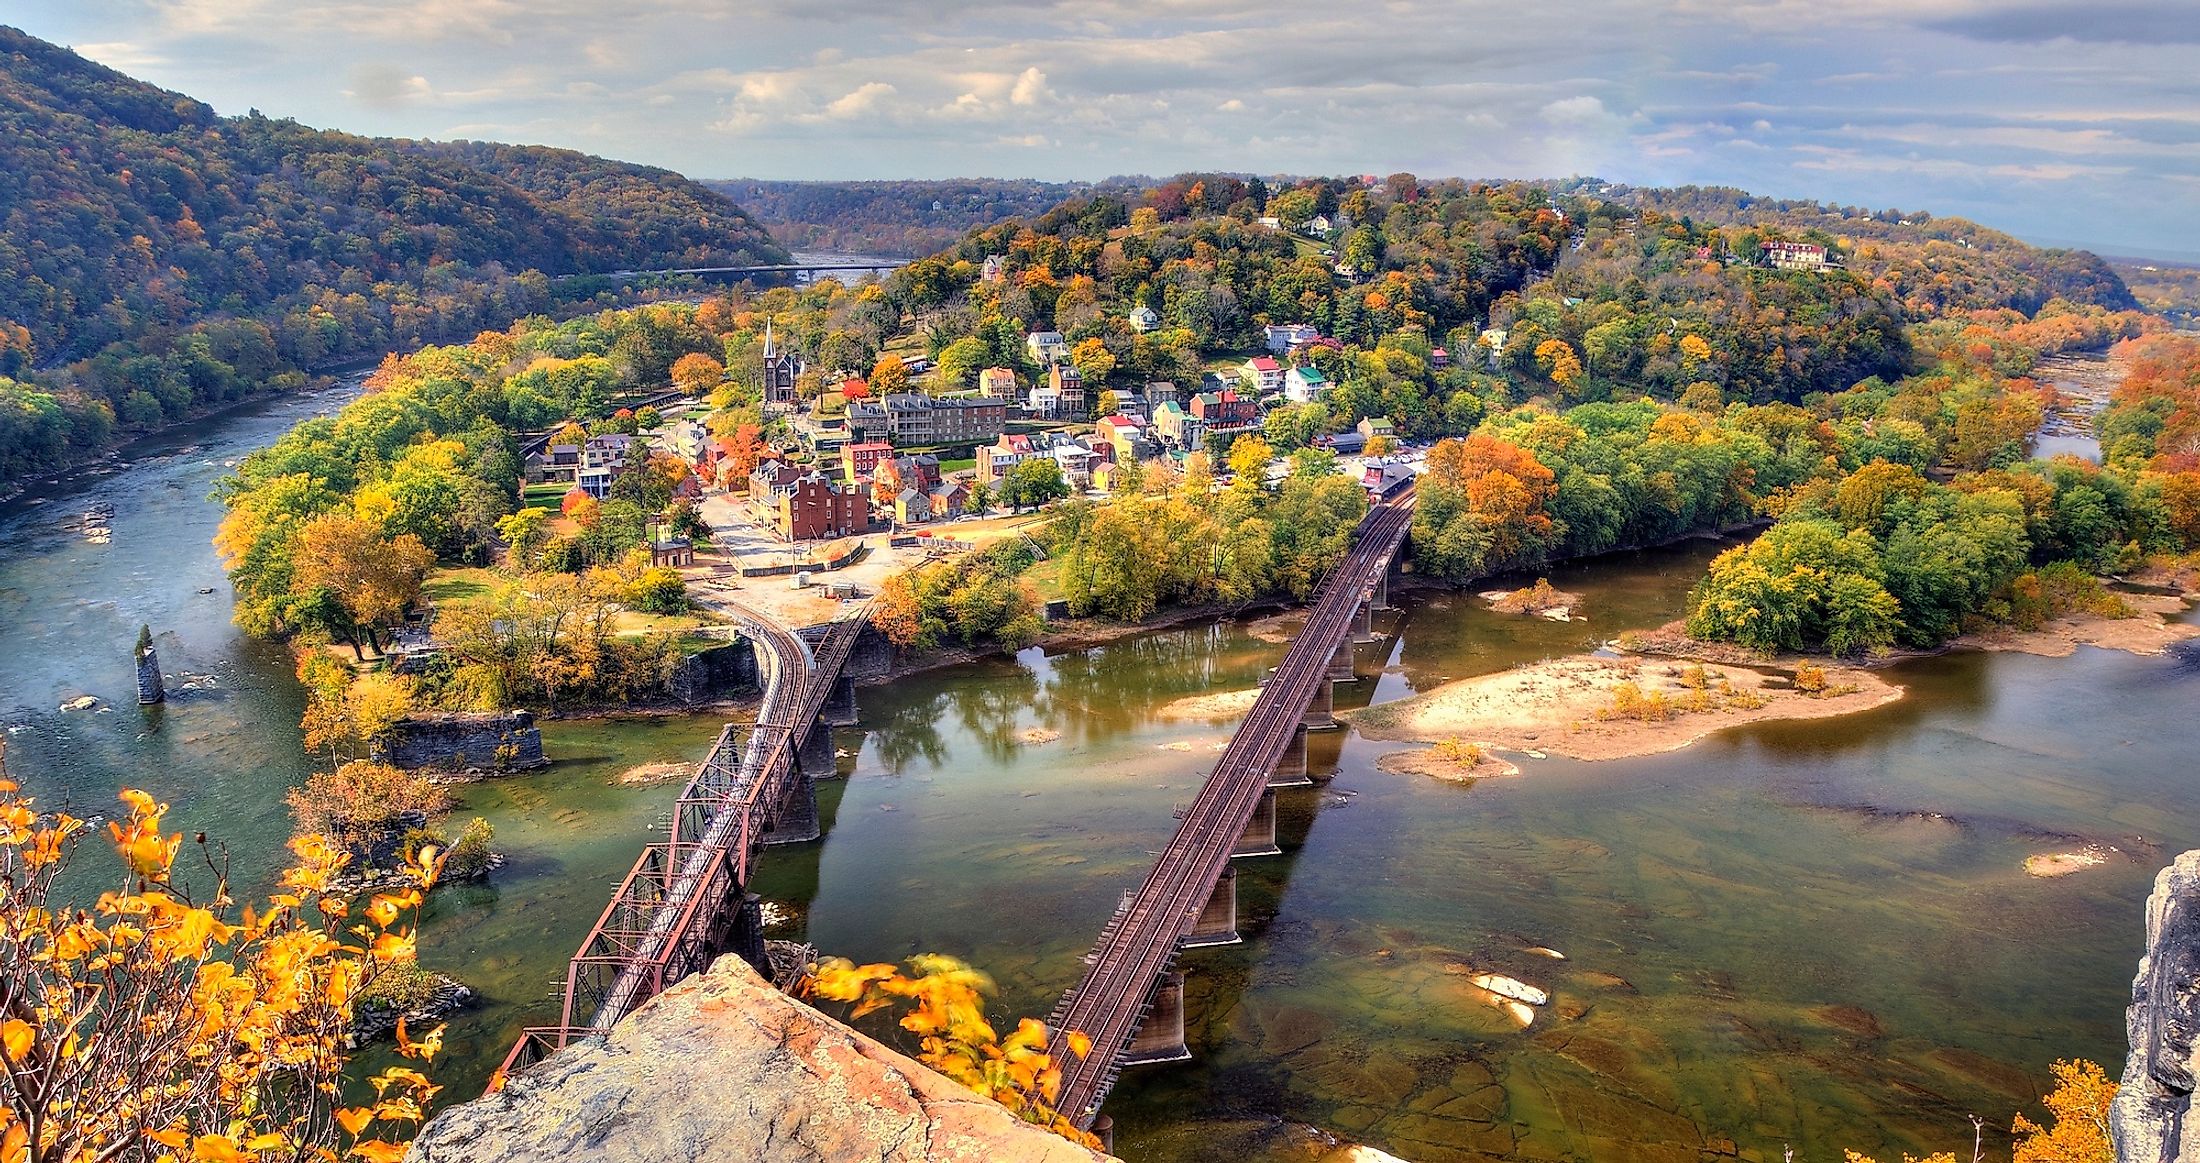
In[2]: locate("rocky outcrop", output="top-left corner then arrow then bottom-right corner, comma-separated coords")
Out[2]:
408,954 -> 1116,1163
379,712 -> 545,773
2113,849 -> 2200,1161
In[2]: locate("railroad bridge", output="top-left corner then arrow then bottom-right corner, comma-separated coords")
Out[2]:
1043,489 -> 1416,1135
501,599 -> 872,1072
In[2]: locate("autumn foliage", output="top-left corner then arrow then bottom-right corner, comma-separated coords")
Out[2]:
0,747 -> 444,1163
806,955 -> 1098,1149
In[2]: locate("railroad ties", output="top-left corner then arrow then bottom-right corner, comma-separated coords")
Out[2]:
1044,491 -> 1416,1133
499,600 -> 873,1076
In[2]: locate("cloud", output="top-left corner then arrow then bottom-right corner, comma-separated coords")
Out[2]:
11,0 -> 2200,252
346,63 -> 434,110
1009,66 -> 1050,106
822,81 -> 896,120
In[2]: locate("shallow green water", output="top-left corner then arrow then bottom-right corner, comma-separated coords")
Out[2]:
786,554 -> 2193,1163
4,397 -> 2191,1161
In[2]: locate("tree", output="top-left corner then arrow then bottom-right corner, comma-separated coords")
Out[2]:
2012,1059 -> 2114,1163
0,763 -> 444,1163
1070,337 -> 1116,385
999,459 -> 1070,512
291,513 -> 435,657
808,955 -> 1099,1150
498,506 -> 552,570
1536,338 -> 1584,391
869,355 -> 911,396
1226,434 -> 1274,490
1365,434 -> 1397,457
937,337 -> 990,388
1095,389 -> 1122,417
671,352 -> 725,395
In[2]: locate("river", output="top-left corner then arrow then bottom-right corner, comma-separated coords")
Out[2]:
2,386 -> 2193,1161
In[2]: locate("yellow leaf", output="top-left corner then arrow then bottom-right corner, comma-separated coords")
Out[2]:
0,1019 -> 32,1062
348,1141 -> 407,1163
191,1134 -> 247,1163
1066,1029 -> 1093,1060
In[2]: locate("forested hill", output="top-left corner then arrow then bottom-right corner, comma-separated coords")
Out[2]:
1604,182 -> 2136,316
0,26 -> 787,367
708,178 -> 1110,258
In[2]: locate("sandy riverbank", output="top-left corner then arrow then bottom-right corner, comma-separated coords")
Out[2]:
1350,656 -> 1903,763
1157,688 -> 1264,720
1961,591 -> 2197,658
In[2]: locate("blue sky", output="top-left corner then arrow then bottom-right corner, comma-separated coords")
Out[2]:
13,1 -> 2200,257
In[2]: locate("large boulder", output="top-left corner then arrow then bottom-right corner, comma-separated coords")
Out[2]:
2113,850 -> 2200,1161
408,954 -> 1114,1163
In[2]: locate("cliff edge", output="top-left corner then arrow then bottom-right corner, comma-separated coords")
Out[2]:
408,955 -> 1116,1163
2114,849 -> 2200,1161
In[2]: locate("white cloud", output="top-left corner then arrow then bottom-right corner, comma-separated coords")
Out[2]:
822,81 -> 896,120
10,0 -> 2200,250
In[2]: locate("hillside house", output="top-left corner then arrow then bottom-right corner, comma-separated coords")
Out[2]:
1241,356 -> 1286,396
649,536 -> 694,568
1357,416 -> 1397,442
847,393 -> 1008,447
1129,305 -> 1161,332
1151,400 -> 1195,449
1097,414 -> 1149,462
1478,328 -> 1509,370
1265,323 -> 1320,354
979,367 -> 1018,397
1145,380 -> 1180,408
1026,331 -> 1068,365
1028,364 -> 1084,420
1763,241 -> 1829,271
1284,366 -> 1331,403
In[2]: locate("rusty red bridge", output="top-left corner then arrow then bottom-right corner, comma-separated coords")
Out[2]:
1045,488 -> 1416,1130
501,598 -> 870,1072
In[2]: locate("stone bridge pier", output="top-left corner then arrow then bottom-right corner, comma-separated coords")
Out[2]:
1122,971 -> 1190,1066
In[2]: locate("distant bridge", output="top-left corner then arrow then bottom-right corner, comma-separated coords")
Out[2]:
500,598 -> 872,1074
1044,488 -> 1416,1136
579,258 -> 907,284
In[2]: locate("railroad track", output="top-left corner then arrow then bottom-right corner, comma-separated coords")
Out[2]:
1045,493 -> 1415,1123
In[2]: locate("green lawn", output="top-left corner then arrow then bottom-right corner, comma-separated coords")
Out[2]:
521,484 -> 567,510
423,565 -> 498,605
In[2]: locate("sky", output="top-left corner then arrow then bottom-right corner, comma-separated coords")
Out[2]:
12,1 -> 2200,257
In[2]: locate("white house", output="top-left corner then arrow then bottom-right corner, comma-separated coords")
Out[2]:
1264,323 -> 1320,354
1026,331 -> 1068,365
1284,365 -> 1331,403
1305,214 -> 1334,238
1129,305 -> 1161,332
1478,327 -> 1509,370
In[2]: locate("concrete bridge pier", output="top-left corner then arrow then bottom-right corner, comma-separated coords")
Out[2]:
795,722 -> 837,779
1233,788 -> 1281,858
1352,603 -> 1375,644
762,774 -> 820,845
1328,637 -> 1356,682
1300,679 -> 1336,731
821,675 -> 858,728
1182,867 -> 1240,948
1122,971 -> 1191,1066
1371,565 -> 1392,612
1268,727 -> 1311,788
733,893 -> 769,977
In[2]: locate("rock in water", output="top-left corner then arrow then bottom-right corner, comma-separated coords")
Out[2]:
2112,849 -> 2200,1160
409,954 -> 1115,1162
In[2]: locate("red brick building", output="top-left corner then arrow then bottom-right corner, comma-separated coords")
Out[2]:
772,472 -> 872,541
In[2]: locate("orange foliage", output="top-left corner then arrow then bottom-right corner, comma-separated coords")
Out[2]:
807,955 -> 1099,1149
0,747 -> 444,1163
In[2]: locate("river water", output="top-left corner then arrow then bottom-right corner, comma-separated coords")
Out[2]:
2,390 -> 2193,1161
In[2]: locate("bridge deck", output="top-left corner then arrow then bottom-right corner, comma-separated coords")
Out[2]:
1044,494 -> 1415,1125
511,600 -> 871,1065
